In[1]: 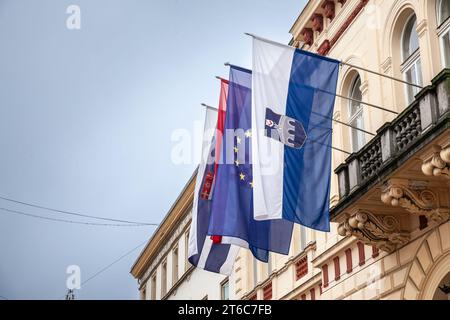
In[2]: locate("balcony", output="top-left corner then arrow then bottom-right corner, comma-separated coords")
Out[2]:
332,69 -> 450,253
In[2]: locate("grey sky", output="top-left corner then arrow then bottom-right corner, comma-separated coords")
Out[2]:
0,0 -> 306,299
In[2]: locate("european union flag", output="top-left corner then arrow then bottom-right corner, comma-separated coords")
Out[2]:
208,65 -> 294,262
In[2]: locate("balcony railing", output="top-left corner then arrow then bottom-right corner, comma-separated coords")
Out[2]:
332,69 -> 450,217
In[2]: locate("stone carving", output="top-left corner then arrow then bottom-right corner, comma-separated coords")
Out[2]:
301,28 -> 314,46
337,210 -> 410,252
381,179 -> 449,224
311,13 -> 324,33
359,139 -> 382,181
422,146 -> 450,179
322,1 -> 336,21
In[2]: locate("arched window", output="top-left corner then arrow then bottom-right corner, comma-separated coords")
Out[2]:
438,0 -> 450,24
401,14 -> 422,104
438,0 -> 450,67
348,75 -> 365,152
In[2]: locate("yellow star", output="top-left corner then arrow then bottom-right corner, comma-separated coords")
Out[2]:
249,181 -> 254,188
239,173 -> 245,181
234,146 -> 239,153
237,137 -> 242,144
235,160 -> 240,167
245,130 -> 252,138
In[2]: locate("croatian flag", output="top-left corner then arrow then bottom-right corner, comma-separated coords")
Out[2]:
251,37 -> 339,232
188,105 -> 239,275
208,65 -> 294,262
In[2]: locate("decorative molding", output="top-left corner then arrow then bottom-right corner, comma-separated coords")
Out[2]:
311,13 -> 324,33
416,19 -> 428,38
381,57 -> 392,74
301,28 -> 314,46
322,1 -> 336,21
421,146 -> 450,179
337,210 -> 410,252
360,80 -> 369,96
318,0 -> 369,55
318,40 -> 331,56
381,178 -> 450,224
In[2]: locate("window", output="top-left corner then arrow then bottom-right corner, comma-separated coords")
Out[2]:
401,14 -> 422,104
322,264 -> 329,288
161,261 -> 167,297
173,246 -> 179,283
333,256 -> 341,281
438,0 -> 450,67
345,248 -> 353,274
357,242 -> 366,266
372,245 -> 380,258
185,231 -> 190,272
438,0 -> 450,25
310,288 -> 316,300
248,293 -> 257,300
263,282 -> 272,300
348,75 -> 365,152
295,256 -> 308,280
221,279 -> 230,300
151,273 -> 157,300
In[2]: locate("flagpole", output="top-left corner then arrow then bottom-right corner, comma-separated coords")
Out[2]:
212,76 -> 377,136
224,63 -> 399,115
244,33 -> 424,89
200,103 -> 352,155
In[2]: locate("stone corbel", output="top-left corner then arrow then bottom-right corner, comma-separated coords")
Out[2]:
337,210 -> 410,252
422,145 -> 450,179
381,178 -> 449,223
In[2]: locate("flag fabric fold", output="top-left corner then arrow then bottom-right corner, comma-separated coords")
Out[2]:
188,106 -> 239,275
251,37 -> 340,232
208,65 -> 294,262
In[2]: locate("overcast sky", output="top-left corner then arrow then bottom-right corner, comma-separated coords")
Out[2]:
0,0 -> 306,299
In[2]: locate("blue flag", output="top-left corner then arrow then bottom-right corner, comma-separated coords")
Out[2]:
208,65 -> 294,262
251,37 -> 340,232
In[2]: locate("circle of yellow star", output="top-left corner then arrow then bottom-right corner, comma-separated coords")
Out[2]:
234,146 -> 239,153
239,173 -> 245,181
249,181 -> 254,188
236,137 -> 242,144
234,160 -> 240,167
245,130 -> 252,138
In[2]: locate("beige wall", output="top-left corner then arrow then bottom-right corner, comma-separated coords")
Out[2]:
233,0 -> 450,300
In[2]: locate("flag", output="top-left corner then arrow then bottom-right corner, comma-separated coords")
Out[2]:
251,37 -> 339,232
188,106 -> 239,275
210,79 -> 228,244
208,65 -> 294,262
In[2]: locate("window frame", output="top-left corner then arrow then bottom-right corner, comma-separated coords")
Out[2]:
161,259 -> 168,297
347,75 -> 365,152
220,278 -> 230,300
438,0 -> 450,68
400,14 -> 422,104
438,0 -> 450,26
172,246 -> 179,284
151,272 -> 157,300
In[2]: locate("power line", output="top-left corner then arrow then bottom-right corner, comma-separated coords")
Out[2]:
57,240 -> 147,299
81,240 -> 147,287
0,195 -> 157,226
0,207 -> 158,227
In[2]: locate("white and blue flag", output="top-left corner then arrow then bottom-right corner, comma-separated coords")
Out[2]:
251,37 -> 339,232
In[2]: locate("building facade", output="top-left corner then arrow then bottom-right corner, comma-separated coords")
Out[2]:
131,0 -> 450,300
130,172 -> 234,300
